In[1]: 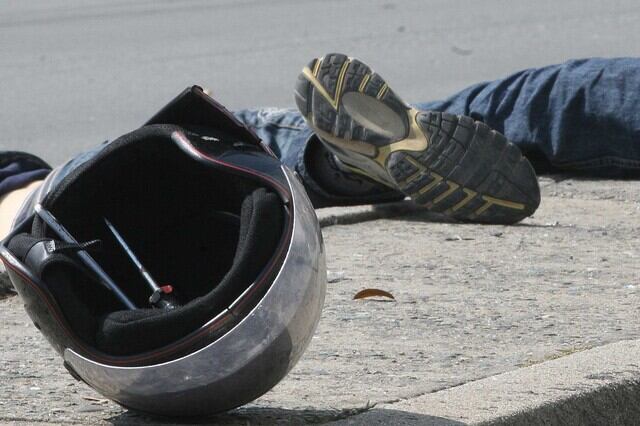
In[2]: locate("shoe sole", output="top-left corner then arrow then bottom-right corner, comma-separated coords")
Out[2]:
295,53 -> 540,224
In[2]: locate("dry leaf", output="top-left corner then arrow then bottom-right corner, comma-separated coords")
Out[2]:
353,288 -> 395,301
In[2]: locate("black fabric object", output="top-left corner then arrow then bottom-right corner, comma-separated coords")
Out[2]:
96,188 -> 283,355
0,151 -> 51,198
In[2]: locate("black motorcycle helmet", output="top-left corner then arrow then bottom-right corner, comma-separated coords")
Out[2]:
0,87 -> 326,416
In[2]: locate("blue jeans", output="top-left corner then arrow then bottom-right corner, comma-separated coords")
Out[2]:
238,57 -> 640,182
4,58 -> 640,209
416,57 -> 640,177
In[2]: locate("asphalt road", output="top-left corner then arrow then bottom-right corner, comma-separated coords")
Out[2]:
1,0 -> 640,165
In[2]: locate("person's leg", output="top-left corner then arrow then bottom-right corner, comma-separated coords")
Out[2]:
294,53 -> 540,224
416,58 -> 640,177
0,152 -> 52,238
0,180 -> 43,239
234,108 -> 404,208
0,153 -> 51,296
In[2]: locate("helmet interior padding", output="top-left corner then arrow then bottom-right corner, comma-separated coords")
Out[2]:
97,188 -> 283,355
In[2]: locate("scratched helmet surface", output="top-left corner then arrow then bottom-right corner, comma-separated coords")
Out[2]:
0,87 -> 326,416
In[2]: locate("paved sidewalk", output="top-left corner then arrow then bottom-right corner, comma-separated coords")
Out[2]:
1,176 -> 639,425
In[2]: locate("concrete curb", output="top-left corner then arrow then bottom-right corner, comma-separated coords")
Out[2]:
332,339 -> 640,425
315,200 -> 640,425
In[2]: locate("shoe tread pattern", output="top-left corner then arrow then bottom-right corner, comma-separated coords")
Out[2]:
387,112 -> 541,224
296,53 -> 408,147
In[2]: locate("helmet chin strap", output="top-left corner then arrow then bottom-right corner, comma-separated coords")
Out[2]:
33,203 -> 181,311
33,203 -> 138,310
103,218 -> 179,310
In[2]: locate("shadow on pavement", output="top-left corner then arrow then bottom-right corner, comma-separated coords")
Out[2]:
107,407 -> 467,425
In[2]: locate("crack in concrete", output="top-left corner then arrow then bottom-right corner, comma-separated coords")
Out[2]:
314,380 -> 484,425
375,343 -> 632,409
313,402 -> 376,424
378,378 -> 484,407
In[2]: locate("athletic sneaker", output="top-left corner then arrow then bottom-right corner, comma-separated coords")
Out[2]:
294,53 -> 541,224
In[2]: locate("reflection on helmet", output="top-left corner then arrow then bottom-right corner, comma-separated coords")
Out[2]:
0,87 -> 326,417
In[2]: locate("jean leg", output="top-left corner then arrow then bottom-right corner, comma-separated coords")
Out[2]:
416,58 -> 640,176
234,108 -> 313,172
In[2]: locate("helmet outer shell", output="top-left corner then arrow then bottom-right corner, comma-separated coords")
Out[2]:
61,167 -> 326,416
